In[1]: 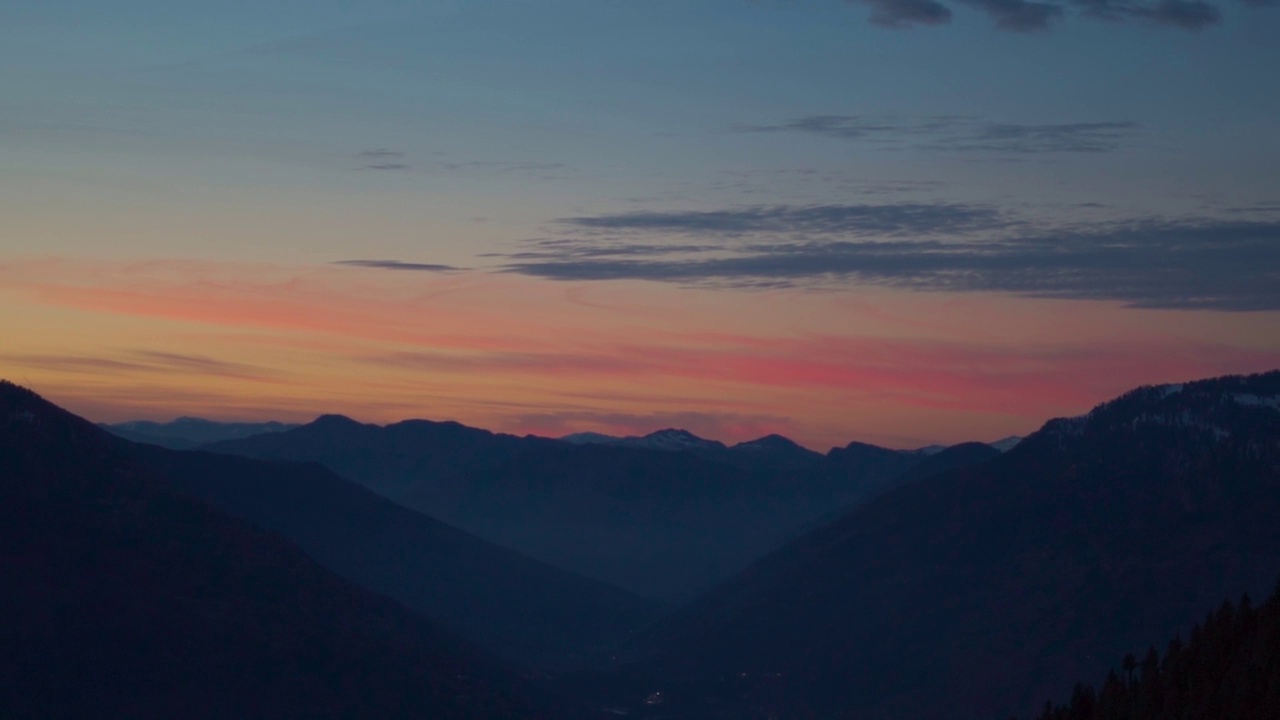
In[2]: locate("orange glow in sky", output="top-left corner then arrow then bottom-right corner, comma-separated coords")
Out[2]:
4,257 -> 1276,450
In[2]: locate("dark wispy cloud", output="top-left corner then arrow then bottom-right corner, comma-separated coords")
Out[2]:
952,122 -> 1136,153
856,0 -> 955,27
354,153 -> 571,176
496,242 -> 726,261
500,209 -> 1280,311
737,116 -> 1138,154
560,203 -> 1009,238
359,148 -> 405,159
1071,0 -> 1223,27
2,351 -> 275,380
844,0 -> 1262,29
738,115 -> 964,142
1220,202 -> 1280,215
438,161 -> 569,174
358,148 -> 410,170
333,260 -> 459,272
960,0 -> 1066,29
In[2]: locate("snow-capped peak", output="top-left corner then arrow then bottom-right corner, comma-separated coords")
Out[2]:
630,428 -> 726,451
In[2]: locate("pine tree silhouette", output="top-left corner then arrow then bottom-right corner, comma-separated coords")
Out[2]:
1027,578 -> 1280,720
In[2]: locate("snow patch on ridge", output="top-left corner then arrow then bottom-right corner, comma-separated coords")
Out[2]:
1232,393 -> 1280,410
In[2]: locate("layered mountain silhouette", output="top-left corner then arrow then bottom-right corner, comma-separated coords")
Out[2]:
0,382 -> 569,719
125,443 -> 661,670
102,417 -> 300,449
203,420 -> 992,599
584,372 -> 1280,719
7,369 -> 1279,720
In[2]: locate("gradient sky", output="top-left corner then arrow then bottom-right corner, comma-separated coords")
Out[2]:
3,0 -> 1279,450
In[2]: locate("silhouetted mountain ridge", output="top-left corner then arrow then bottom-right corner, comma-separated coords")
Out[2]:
590,371 -> 1280,719
205,418 -> 997,599
101,416 -> 300,449
0,381 -> 568,719
126,443 -> 663,671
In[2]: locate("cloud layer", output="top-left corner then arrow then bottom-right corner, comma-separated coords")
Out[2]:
561,202 -> 1009,237
334,260 -> 459,272
737,116 -> 1139,154
498,208 -> 1280,311
848,0 -> 1267,30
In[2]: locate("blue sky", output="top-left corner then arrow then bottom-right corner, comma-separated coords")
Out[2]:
8,1 -> 1279,252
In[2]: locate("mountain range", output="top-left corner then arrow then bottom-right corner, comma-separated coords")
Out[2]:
7,371 -> 1278,720
586,372 -> 1280,719
124,442 -> 661,670
102,417 -> 300,449
201,420 -> 1000,599
0,382 -> 568,719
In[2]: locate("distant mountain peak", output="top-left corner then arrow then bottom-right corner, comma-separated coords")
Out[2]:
744,433 -> 791,444
310,413 -> 365,428
988,436 -> 1023,452
643,428 -> 701,440
169,416 -> 222,426
102,417 -> 302,450
732,434 -> 807,452
635,428 -> 727,451
904,444 -> 947,456
560,431 -> 619,445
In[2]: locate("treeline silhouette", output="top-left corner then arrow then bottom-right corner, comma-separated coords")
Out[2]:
1029,579 -> 1280,720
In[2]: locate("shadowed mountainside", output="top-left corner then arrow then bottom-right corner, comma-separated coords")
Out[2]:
0,381 -> 578,720
581,372 -> 1280,719
203,420 -> 992,599
126,443 -> 663,670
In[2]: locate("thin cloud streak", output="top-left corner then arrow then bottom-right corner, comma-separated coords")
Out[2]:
960,0 -> 1066,30
1,350 -> 278,382
334,260 -> 460,272
1071,0 -> 1223,28
736,116 -> 1138,154
357,148 -> 411,170
559,203 -> 1009,237
856,0 -> 955,27
843,0 -> 1246,29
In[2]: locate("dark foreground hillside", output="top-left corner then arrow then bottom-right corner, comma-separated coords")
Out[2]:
586,372 -> 1280,720
127,443 -> 662,670
0,381 -> 565,720
1031,582 -> 1280,720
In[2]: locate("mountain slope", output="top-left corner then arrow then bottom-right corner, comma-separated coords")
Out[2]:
204,422 -> 967,599
127,443 -> 662,670
102,417 -> 299,449
610,372 -> 1280,720
0,381 -> 560,720
889,440 -> 1001,486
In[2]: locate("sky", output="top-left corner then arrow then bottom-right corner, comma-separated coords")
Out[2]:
3,0 -> 1279,450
